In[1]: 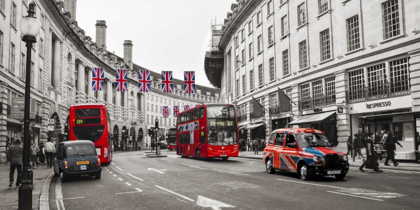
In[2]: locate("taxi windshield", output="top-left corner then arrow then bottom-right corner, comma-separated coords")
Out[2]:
296,133 -> 329,148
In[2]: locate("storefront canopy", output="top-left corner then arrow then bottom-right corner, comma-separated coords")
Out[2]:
247,123 -> 264,129
289,111 -> 336,125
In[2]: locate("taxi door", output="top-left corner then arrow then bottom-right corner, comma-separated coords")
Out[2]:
264,133 -> 276,164
281,133 -> 298,172
272,133 -> 285,169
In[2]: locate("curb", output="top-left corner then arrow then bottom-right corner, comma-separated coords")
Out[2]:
39,171 -> 55,210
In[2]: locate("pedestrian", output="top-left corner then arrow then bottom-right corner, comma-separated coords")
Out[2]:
353,134 -> 364,162
247,138 -> 250,151
360,133 -> 383,172
384,130 -> 403,166
45,138 -> 56,168
8,139 -> 23,188
253,139 -> 259,155
30,143 -> 40,169
346,136 -> 353,159
38,142 -> 45,165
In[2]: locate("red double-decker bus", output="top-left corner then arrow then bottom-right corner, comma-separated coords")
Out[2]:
67,104 -> 113,164
167,128 -> 177,151
176,104 -> 239,160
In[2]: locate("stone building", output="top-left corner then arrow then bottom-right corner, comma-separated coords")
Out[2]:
205,0 -> 420,160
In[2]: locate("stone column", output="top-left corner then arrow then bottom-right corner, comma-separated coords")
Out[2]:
335,70 -> 350,152
115,90 -> 122,120
410,49 -> 420,112
87,68 -> 94,103
53,40 -> 61,89
105,80 -> 114,117
290,84 -> 300,127
0,82 -> 8,163
76,62 -> 86,104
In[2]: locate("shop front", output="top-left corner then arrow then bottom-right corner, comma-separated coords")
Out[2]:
271,117 -> 291,131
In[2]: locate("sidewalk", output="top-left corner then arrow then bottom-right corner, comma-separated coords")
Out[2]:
0,164 -> 53,210
237,151 -> 420,172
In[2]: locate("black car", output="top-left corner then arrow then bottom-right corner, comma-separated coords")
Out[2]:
54,140 -> 102,182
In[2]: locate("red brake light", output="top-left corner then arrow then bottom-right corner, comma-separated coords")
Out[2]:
64,161 -> 68,169
304,128 -> 314,133
97,158 -> 101,167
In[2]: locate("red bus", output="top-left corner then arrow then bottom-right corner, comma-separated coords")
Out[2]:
67,104 -> 113,164
167,128 -> 177,151
176,104 -> 239,160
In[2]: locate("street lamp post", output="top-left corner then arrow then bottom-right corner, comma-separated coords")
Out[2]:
19,2 -> 41,210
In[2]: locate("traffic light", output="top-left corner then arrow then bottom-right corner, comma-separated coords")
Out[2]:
155,119 -> 159,129
148,129 -> 152,136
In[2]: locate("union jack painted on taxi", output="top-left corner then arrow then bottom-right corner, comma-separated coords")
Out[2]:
184,71 -> 196,94
161,71 -> 173,94
91,67 -> 105,91
163,106 -> 169,118
173,106 -> 179,117
184,105 -> 190,111
115,69 -> 128,92
138,70 -> 151,93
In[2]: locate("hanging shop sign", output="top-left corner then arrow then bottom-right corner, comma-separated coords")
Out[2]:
349,95 -> 412,114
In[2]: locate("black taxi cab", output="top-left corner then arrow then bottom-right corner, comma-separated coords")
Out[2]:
263,128 -> 349,180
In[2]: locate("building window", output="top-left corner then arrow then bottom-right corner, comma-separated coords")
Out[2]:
241,29 -> 245,41
390,58 -> 410,93
282,50 -> 289,76
299,40 -> 308,69
0,0 -> 5,13
249,42 -> 253,59
300,84 -> 311,110
236,79 -> 240,97
382,0 -> 401,40
41,13 -> 45,29
268,26 -> 274,46
325,77 -> 335,105
151,104 -> 154,112
250,70 -> 254,90
248,20 -> 253,34
235,54 -> 239,69
156,105 -> 158,113
269,92 -> 278,108
10,43 -> 16,74
147,115 -> 149,124
320,29 -> 331,61
318,0 -> 329,14
281,15 -> 289,37
269,57 -> 275,81
258,64 -> 264,87
312,80 -> 323,107
297,3 -> 306,27
257,35 -> 262,53
367,63 -> 386,97
348,69 -> 365,100
346,15 -> 361,52
267,0 -> 273,15
38,69 -> 43,91
0,30 -> 3,65
11,2 -> 17,27
241,49 -> 246,65
257,11 -> 262,25
234,35 -> 238,47
30,62 -> 34,87
39,38 -> 44,57
242,75 -> 246,95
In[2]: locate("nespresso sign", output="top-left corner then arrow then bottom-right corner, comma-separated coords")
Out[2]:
365,101 -> 391,109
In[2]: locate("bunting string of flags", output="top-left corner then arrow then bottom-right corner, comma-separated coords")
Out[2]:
115,69 -> 128,92
184,71 -> 196,94
161,71 -> 173,94
138,70 -> 151,93
184,105 -> 190,111
91,67 -> 105,91
162,106 -> 169,118
173,106 -> 179,117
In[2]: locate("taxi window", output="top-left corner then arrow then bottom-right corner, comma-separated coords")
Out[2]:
285,134 -> 296,148
269,133 -> 276,145
275,133 -> 284,146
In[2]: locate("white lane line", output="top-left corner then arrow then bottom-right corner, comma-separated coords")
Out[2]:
109,171 -> 113,174
112,162 -> 115,165
55,178 -> 66,210
387,176 -> 411,180
56,200 -> 61,210
116,166 -> 123,171
180,163 -> 203,169
212,169 -> 249,176
62,196 -> 85,200
125,182 -> 132,186
113,174 -> 117,177
118,178 -> 123,181
276,178 -> 344,189
155,185 -> 195,202
115,191 -> 142,195
135,188 -> 143,192
127,173 -> 144,181
327,191 -> 384,202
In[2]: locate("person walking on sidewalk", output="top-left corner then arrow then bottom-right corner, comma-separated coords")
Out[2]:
353,134 -> 364,162
31,143 -> 40,169
360,133 -> 383,172
45,138 -> 56,168
247,139 -> 251,151
384,130 -> 403,167
9,139 -> 23,188
253,139 -> 259,155
346,136 -> 353,159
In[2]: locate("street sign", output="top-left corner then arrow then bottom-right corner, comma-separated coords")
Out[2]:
10,97 -> 36,120
48,119 -> 55,131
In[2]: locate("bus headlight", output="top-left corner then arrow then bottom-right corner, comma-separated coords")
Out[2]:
343,155 -> 348,162
104,148 -> 108,158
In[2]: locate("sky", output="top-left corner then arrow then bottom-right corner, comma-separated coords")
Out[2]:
77,0 -> 236,88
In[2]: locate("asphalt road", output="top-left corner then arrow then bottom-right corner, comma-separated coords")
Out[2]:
49,150 -> 420,210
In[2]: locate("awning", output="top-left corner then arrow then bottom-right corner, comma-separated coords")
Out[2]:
247,123 -> 264,129
289,111 -> 336,125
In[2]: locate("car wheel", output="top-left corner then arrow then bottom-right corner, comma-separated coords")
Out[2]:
266,158 -> 275,174
60,171 -> 67,182
299,164 -> 311,180
335,174 -> 346,181
222,157 -> 229,161
95,172 -> 101,180
195,150 -> 200,160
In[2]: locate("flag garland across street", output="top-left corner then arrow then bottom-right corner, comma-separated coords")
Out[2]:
92,67 -> 105,91
115,69 -> 128,92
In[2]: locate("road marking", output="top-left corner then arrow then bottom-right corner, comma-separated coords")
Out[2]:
127,173 -> 144,181
387,176 -> 411,180
327,191 -> 384,201
115,191 -> 142,195
335,188 -> 407,199
125,182 -> 132,186
112,162 -> 115,165
116,166 -> 123,171
196,195 -> 235,210
148,168 -> 165,174
118,178 -> 123,181
212,169 -> 249,176
56,200 -> 61,210
113,174 -> 117,177
62,196 -> 85,200
109,171 -> 112,174
155,185 -> 195,202
55,178 -> 65,210
180,163 -> 203,169
135,188 -> 142,192
276,178 -> 344,189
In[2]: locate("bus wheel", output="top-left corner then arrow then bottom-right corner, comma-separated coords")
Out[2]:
195,150 -> 200,160
222,157 -> 229,161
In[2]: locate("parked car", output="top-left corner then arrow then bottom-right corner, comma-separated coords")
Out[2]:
54,140 -> 102,182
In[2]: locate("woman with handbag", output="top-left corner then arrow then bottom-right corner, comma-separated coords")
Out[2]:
359,133 -> 383,172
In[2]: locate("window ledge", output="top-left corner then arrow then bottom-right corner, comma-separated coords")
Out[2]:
279,1 -> 288,9
269,80 -> 276,84
379,34 -> 406,44
241,39 -> 245,43
0,10 -> 5,19
319,57 -> 334,65
296,23 -> 307,31
267,13 -> 274,19
268,43 -> 274,49
298,66 -> 310,72
258,85 -> 264,88
241,63 -> 246,67
248,31 -> 253,36
317,9 -> 331,20
249,57 -> 254,62
342,0 -> 352,6
10,24 -> 17,32
282,74 -> 291,79
257,51 -> 263,55
257,23 -> 262,28
281,33 -> 290,40
344,47 -> 365,56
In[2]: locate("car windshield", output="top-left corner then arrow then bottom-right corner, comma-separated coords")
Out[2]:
208,129 -> 237,146
66,144 -> 96,157
296,133 -> 330,148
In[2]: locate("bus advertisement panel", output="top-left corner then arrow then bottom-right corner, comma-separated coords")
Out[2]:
68,104 -> 112,164
176,104 -> 239,160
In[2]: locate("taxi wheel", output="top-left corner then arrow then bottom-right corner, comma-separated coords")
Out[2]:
95,172 -> 101,180
266,158 -> 275,174
60,171 -> 67,183
299,164 -> 311,180
335,174 -> 346,181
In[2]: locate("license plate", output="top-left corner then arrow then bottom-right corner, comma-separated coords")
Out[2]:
80,165 -> 87,171
77,161 -> 89,165
220,154 -> 227,157
327,170 -> 341,175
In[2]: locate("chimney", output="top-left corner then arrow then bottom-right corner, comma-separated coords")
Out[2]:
95,20 -> 107,49
123,40 -> 133,69
64,0 -> 77,19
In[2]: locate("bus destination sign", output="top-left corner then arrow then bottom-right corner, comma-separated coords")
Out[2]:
76,119 -> 84,125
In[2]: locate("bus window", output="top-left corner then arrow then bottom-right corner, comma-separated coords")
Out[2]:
199,108 -> 205,118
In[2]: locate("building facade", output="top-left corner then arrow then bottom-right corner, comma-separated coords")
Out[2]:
0,0 -> 220,162
205,0 -> 420,160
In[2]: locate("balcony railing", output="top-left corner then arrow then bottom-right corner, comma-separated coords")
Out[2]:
347,79 -> 410,102
300,94 -> 336,110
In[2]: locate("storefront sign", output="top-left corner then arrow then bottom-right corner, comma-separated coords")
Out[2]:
349,95 -> 412,114
365,101 -> 391,109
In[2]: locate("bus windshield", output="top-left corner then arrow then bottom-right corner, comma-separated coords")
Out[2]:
73,126 -> 104,142
296,133 -> 330,148
208,129 -> 237,146
207,105 -> 235,119
75,108 -> 101,117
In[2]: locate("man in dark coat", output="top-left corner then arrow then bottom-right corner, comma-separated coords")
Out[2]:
346,136 -> 353,159
384,130 -> 402,166
360,134 -> 382,172
353,134 -> 364,162
9,139 -> 23,188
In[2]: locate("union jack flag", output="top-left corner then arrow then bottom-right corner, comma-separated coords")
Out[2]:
184,105 -> 190,111
91,67 -> 105,91
163,106 -> 169,118
161,71 -> 173,94
184,71 -> 196,94
173,106 -> 179,117
115,69 -> 128,92
138,70 -> 151,93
